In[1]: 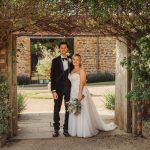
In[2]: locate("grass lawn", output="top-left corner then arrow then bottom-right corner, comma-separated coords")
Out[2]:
18,81 -> 115,88
18,90 -> 53,99
17,81 -> 115,99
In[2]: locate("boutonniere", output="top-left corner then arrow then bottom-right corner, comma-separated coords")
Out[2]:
68,58 -> 72,63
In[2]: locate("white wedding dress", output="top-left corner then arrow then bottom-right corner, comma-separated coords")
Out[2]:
68,73 -> 117,138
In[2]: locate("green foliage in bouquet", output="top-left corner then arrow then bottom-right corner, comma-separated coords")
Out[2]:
66,98 -> 81,116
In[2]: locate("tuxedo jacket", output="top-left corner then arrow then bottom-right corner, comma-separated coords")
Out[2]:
50,55 -> 74,93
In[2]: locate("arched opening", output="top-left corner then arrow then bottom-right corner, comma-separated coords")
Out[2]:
6,32 -> 131,139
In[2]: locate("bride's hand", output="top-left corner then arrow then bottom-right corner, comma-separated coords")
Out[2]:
78,93 -> 83,101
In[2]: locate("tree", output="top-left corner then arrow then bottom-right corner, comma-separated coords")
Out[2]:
36,44 -> 60,79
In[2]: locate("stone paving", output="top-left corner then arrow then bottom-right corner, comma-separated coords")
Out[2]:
14,112 -> 115,139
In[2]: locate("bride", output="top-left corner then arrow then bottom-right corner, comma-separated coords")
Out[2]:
68,54 -> 117,138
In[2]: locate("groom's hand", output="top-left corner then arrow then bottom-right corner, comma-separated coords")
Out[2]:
52,92 -> 59,100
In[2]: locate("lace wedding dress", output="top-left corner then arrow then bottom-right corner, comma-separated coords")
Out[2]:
68,73 -> 117,138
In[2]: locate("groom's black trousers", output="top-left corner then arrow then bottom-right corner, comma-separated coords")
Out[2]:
53,85 -> 71,131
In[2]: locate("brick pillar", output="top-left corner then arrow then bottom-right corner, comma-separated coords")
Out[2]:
16,36 -> 31,77
0,48 -> 7,77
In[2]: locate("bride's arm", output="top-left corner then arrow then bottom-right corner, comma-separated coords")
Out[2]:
78,69 -> 86,101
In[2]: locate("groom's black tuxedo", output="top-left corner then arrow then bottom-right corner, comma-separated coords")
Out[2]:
51,55 -> 73,92
50,55 -> 73,131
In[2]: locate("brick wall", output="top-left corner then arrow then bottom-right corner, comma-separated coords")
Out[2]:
74,36 -> 116,74
0,48 -> 7,77
16,36 -> 31,77
99,37 -> 116,73
16,36 -> 116,77
74,37 -> 98,74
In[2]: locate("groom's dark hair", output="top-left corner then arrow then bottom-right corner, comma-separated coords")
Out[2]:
58,41 -> 68,48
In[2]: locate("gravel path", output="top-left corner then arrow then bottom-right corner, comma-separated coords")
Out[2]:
2,134 -> 150,150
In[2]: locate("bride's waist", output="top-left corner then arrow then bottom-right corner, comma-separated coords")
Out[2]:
71,84 -> 87,88
71,86 -> 87,92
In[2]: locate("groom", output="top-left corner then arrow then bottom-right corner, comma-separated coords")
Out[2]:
50,41 -> 73,137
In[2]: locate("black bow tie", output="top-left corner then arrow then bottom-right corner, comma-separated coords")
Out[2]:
62,58 -> 68,61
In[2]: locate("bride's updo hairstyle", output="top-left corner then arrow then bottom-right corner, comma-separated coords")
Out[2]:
72,53 -> 82,67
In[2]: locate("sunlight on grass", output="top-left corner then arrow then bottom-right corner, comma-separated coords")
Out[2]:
17,81 -> 115,99
18,91 -> 53,99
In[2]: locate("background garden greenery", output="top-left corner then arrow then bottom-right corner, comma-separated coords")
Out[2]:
121,35 -> 150,101
105,93 -> 115,110
17,93 -> 26,114
0,76 -> 11,135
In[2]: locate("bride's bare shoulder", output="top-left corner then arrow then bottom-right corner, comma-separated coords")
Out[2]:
79,68 -> 86,74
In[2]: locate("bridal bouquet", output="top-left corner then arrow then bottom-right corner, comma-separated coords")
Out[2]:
66,98 -> 82,116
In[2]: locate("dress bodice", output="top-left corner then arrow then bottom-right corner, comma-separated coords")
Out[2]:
69,73 -> 80,86
68,73 -> 80,99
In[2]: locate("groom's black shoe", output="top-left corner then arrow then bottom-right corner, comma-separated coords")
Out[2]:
63,130 -> 70,137
53,130 -> 59,137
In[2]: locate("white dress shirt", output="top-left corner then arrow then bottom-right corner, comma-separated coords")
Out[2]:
61,55 -> 69,71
